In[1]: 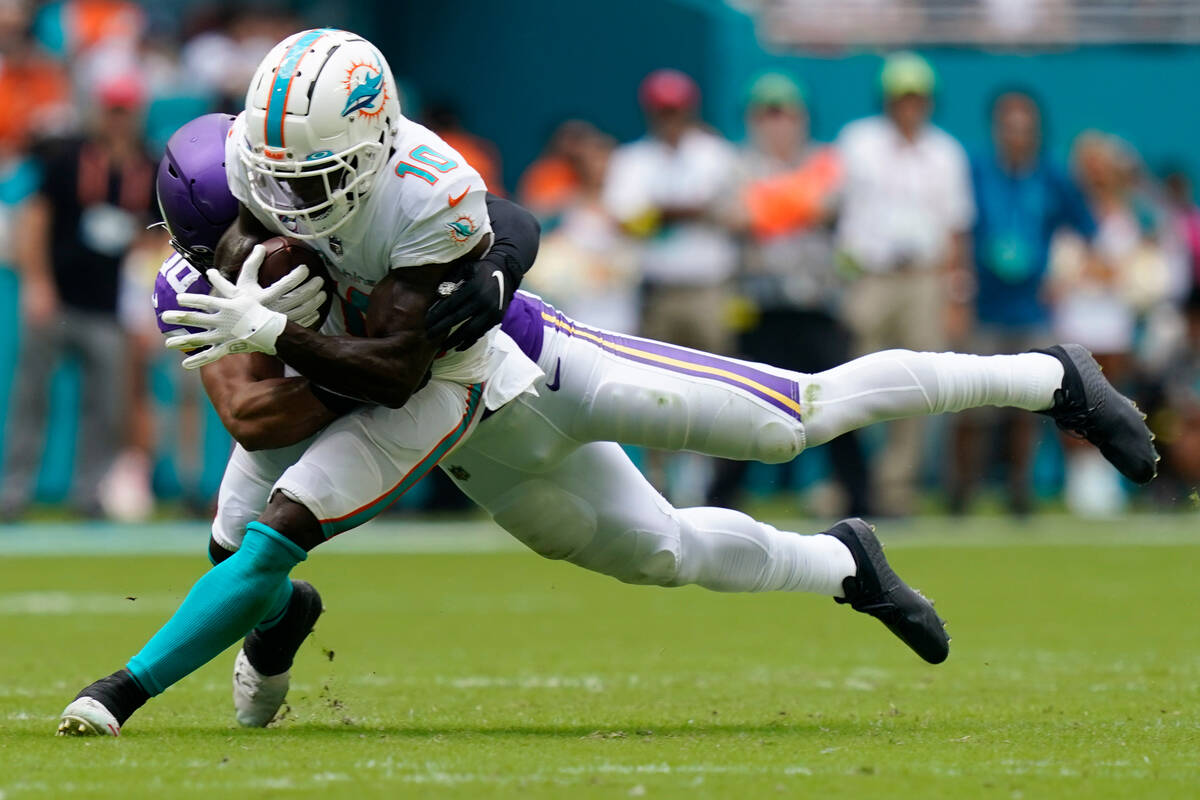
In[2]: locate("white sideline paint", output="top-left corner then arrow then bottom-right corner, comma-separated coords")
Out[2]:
0,591 -> 181,616
1,515 -> 1199,557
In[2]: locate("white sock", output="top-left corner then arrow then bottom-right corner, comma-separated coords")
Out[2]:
801,350 -> 1064,447
674,507 -> 856,596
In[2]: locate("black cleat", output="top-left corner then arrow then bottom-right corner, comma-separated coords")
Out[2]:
1033,344 -> 1159,484
58,669 -> 149,735
235,580 -> 324,728
243,579 -> 324,677
829,518 -> 949,664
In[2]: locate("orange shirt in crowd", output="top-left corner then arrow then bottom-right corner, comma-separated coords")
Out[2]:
438,130 -> 505,197
0,57 -> 70,154
66,0 -> 144,52
742,146 -> 841,240
517,156 -> 579,216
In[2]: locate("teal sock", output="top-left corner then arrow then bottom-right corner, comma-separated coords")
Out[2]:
126,522 -> 306,696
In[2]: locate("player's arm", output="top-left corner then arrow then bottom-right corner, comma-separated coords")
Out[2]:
425,193 -> 541,350
214,204 -> 274,278
166,238 -> 487,407
200,353 -> 339,451
272,245 -> 485,407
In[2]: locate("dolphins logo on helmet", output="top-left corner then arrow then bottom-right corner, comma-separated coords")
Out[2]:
342,62 -> 386,118
239,29 -> 402,239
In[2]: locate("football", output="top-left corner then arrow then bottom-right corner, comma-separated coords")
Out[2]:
254,236 -> 333,329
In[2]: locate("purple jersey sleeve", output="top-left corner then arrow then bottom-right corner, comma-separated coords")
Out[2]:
152,251 -> 213,341
500,290 -> 546,363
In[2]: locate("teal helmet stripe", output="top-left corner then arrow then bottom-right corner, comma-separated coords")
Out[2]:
264,28 -> 336,150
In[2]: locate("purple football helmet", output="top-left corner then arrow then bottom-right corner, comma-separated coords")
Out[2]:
156,113 -> 238,266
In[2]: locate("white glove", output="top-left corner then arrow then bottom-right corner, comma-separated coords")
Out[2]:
161,245 -> 299,369
267,266 -> 326,328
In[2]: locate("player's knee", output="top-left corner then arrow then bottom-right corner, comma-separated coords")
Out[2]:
491,480 -> 597,561
490,479 -> 684,586
589,513 -> 683,587
613,538 -> 681,586
208,536 -> 236,565
212,500 -> 255,553
748,419 -> 804,464
256,491 -> 326,553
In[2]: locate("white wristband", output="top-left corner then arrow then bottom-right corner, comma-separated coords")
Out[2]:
231,306 -> 287,356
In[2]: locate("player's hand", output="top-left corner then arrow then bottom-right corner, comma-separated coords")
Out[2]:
263,265 -> 326,328
425,257 -> 519,351
160,245 -> 296,369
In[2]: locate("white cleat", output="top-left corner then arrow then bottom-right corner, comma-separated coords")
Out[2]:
57,697 -> 120,737
233,648 -> 290,727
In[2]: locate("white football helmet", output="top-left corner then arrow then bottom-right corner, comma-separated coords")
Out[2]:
238,28 -> 401,239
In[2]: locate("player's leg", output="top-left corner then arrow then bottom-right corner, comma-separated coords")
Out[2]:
58,380 -> 485,735
444,408 -> 948,662
799,344 -> 1157,486
210,442 -> 324,728
527,299 -> 1156,484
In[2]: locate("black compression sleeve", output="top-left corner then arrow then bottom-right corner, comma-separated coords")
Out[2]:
482,193 -> 541,281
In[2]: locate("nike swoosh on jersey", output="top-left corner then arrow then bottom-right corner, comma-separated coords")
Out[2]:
448,187 -> 470,207
491,270 -> 504,310
545,358 -> 562,391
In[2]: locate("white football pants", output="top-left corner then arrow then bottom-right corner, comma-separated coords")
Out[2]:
213,297 -> 1063,596
437,302 -> 1063,592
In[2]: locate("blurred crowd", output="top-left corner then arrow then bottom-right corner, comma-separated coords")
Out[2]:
749,0 -> 1200,47
2,0 -> 1199,522
0,0 -> 306,521
516,53 -> 1200,519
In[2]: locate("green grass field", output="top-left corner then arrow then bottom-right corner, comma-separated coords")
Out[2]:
1,515 -> 1198,799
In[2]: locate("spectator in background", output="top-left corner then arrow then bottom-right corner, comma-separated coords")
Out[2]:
949,90 -> 1096,516
0,76 -> 156,519
605,68 -> 739,354
604,68 -> 739,502
835,52 -> 974,516
426,103 -> 505,196
1145,287 -> 1200,504
706,72 -> 871,517
0,0 -> 72,153
180,6 -> 302,112
32,0 -> 144,64
0,0 -> 68,288
1052,134 -> 1165,380
523,127 -> 639,333
106,222 -> 169,522
1050,132 -> 1169,514
1162,168 -> 1200,295
518,120 -> 601,221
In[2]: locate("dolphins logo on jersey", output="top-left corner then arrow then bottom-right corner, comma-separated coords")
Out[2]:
446,215 -> 478,243
342,61 -> 386,118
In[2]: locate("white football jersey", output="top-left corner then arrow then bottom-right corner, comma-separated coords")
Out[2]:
226,113 -> 514,394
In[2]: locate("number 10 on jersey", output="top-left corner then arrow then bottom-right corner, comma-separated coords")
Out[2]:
394,145 -> 458,184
